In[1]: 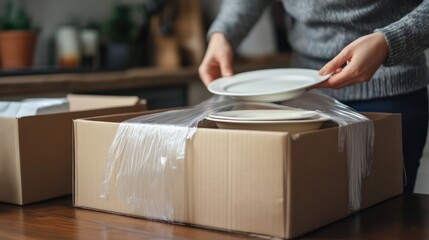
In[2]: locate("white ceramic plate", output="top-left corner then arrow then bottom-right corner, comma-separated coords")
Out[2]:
205,115 -> 330,133
208,109 -> 319,121
208,68 -> 331,102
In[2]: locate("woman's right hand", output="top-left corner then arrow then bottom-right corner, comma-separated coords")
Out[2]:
198,32 -> 234,86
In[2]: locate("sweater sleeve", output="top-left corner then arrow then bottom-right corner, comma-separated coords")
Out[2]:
207,0 -> 271,48
374,0 -> 429,66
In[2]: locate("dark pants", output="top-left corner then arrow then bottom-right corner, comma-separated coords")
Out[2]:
343,88 -> 429,194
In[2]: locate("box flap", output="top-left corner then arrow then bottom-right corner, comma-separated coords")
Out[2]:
18,114 -> 73,204
361,112 -> 398,120
79,109 -> 166,123
73,120 -> 78,206
0,118 -> 23,204
67,94 -> 140,112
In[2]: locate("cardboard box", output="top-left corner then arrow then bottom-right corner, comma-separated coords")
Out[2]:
0,94 -> 147,205
74,110 -> 403,239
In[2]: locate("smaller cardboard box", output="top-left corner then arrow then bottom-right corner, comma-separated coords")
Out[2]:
74,110 -> 403,239
0,94 -> 146,205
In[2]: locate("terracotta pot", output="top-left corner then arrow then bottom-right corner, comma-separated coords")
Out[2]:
0,31 -> 37,70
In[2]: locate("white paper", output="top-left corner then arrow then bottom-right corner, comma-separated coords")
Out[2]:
0,98 -> 69,118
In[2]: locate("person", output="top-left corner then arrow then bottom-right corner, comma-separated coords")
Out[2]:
198,0 -> 429,194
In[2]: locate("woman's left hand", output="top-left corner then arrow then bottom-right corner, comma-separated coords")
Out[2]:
316,32 -> 389,89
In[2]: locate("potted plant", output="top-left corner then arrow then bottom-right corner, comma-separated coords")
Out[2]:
102,4 -> 137,70
0,1 -> 38,70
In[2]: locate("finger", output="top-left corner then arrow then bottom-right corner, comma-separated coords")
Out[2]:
319,48 -> 352,75
198,65 -> 218,86
200,73 -> 214,86
322,67 -> 358,89
309,67 -> 343,89
220,60 -> 233,77
333,80 -> 356,89
334,68 -> 343,74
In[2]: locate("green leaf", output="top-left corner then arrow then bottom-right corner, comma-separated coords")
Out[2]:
102,4 -> 137,43
0,0 -> 36,31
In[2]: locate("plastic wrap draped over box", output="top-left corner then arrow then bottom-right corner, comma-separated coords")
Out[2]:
101,91 -> 374,218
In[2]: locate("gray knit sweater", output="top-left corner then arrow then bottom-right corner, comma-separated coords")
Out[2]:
208,0 -> 429,101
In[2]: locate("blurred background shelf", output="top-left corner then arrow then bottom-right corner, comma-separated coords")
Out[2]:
0,0 -> 290,109
0,53 -> 291,109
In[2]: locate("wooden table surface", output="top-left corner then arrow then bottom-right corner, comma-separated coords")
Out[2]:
0,194 -> 428,240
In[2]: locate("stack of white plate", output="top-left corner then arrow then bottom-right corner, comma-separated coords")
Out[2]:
205,108 -> 330,133
205,68 -> 332,133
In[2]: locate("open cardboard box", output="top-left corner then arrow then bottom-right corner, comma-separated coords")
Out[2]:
73,109 -> 403,239
0,94 -> 147,205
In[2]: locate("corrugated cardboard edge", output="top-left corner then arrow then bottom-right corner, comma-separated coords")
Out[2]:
72,119 -> 79,209
0,118 -> 23,204
77,108 -> 180,123
284,133 -> 292,238
67,94 -> 142,111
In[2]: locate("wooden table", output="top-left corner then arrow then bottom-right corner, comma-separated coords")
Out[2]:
0,194 -> 428,240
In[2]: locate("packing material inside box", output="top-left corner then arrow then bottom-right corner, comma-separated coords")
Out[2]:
0,94 -> 146,205
74,92 -> 403,239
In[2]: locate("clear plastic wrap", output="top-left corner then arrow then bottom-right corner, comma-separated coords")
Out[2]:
283,91 -> 374,211
100,90 -> 374,221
